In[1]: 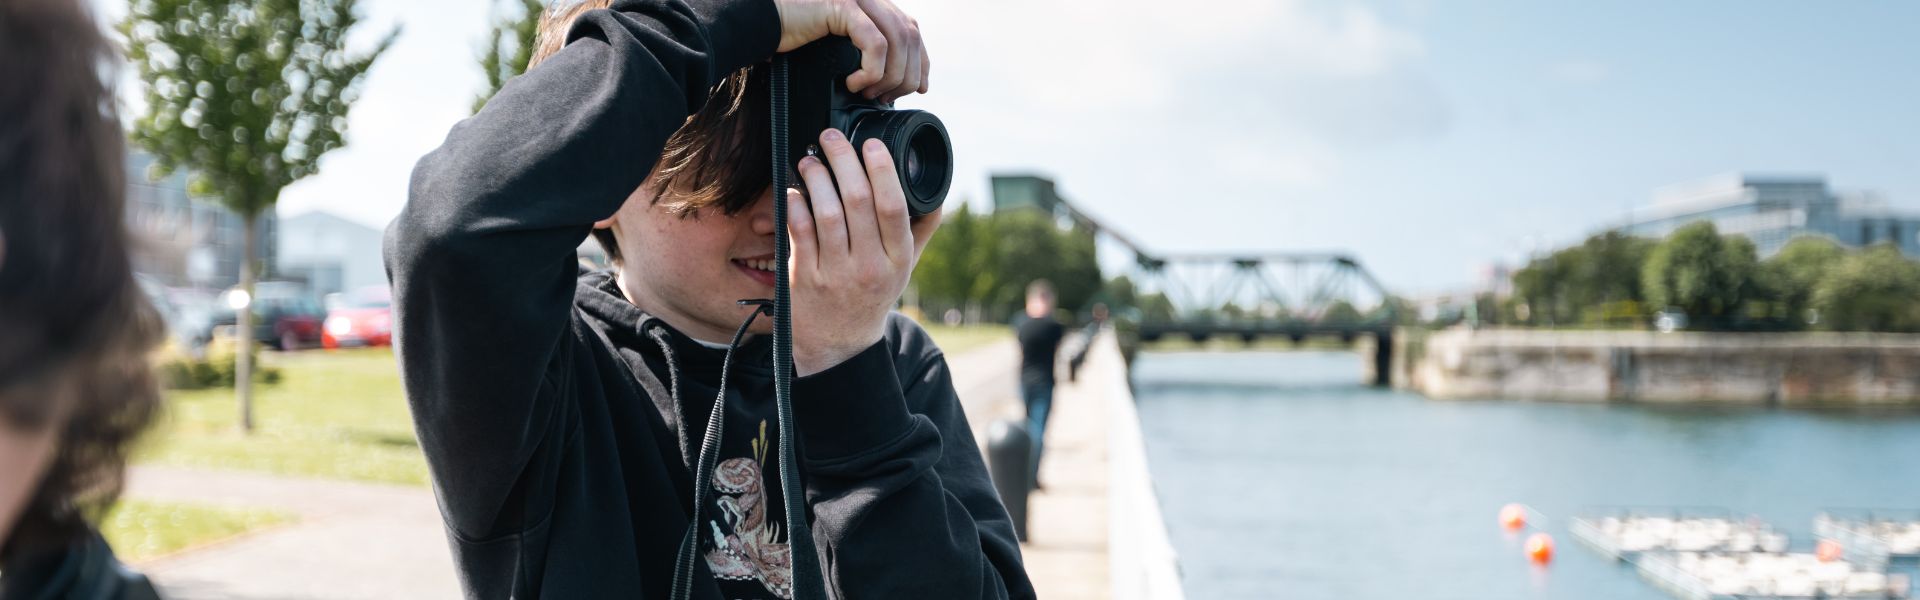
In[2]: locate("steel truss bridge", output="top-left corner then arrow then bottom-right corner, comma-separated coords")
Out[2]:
1047,193 -> 1400,385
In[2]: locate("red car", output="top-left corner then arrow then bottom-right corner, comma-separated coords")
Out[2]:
323,286 -> 393,349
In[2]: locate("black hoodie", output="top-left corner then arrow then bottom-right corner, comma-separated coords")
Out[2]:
383,0 -> 1032,598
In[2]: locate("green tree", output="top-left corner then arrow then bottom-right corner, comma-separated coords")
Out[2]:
987,210 -> 1064,318
124,0 -> 394,432
1139,292 -> 1176,323
1320,300 -> 1363,325
1219,302 -> 1246,322
1813,244 -> 1920,332
1641,222 -> 1759,329
1512,246 -> 1580,325
1571,232 -> 1654,325
475,0 -> 545,114
1051,223 -> 1104,314
1510,231 -> 1654,327
910,203 -> 999,318
1763,235 -> 1846,328
1102,275 -> 1139,313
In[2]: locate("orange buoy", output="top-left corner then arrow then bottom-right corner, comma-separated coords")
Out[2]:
1526,533 -> 1555,564
1499,503 -> 1528,530
1817,539 -> 1843,563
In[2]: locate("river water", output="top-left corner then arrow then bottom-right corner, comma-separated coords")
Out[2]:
1131,350 -> 1920,600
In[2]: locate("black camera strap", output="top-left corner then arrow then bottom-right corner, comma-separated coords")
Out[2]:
667,55 -> 828,600
769,54 -> 831,600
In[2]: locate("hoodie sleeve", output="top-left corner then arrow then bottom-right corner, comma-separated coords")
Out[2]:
792,315 -> 1037,599
383,0 -> 778,540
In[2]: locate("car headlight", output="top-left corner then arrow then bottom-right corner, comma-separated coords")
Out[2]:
326,316 -> 354,336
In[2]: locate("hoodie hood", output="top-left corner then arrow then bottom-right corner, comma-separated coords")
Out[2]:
573,268 -> 774,381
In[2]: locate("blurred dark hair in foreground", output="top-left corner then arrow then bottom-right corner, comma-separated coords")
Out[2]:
0,0 -> 164,565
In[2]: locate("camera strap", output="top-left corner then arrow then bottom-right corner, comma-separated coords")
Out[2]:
667,55 -> 828,600
769,54 -> 832,600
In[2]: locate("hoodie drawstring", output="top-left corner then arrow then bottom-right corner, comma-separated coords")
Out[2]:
668,300 -> 777,600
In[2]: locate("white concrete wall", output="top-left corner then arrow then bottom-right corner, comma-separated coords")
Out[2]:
1101,333 -> 1187,600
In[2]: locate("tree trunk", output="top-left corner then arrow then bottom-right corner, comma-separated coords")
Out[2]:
237,214 -> 257,433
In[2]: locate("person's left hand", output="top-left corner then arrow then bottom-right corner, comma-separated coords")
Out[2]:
786,128 -> 941,376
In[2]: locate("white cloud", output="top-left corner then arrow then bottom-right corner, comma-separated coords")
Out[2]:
898,0 -> 1446,253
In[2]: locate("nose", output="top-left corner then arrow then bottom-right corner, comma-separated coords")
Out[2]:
749,187 -> 778,236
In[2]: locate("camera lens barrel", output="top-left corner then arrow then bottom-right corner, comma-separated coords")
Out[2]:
847,109 -> 951,217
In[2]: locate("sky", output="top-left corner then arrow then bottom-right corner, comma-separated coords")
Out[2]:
90,0 -> 1920,294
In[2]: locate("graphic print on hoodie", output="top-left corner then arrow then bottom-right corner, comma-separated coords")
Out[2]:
704,420 -> 791,598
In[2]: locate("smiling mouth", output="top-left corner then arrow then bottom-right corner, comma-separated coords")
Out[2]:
731,256 -> 778,287
732,257 -> 777,272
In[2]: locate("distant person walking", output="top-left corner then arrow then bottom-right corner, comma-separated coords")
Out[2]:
1015,281 -> 1065,488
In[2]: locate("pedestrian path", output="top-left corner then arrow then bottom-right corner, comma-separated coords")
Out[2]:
945,336 -> 1113,599
126,466 -> 459,599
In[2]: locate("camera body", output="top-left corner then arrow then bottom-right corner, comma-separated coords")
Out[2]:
785,38 -> 951,217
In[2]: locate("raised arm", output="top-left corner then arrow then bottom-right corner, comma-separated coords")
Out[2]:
383,0 -> 778,539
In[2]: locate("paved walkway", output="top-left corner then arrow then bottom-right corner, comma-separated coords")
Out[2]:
125,334 -> 1111,599
944,337 -> 1113,599
127,466 -> 460,599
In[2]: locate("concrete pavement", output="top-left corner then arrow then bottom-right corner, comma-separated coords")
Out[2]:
944,337 -> 1113,600
127,465 -> 460,599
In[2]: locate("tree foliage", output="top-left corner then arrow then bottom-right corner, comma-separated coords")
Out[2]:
1761,236 -> 1846,327
910,203 -> 999,314
475,0 -> 545,114
910,206 -> 1103,321
1512,231 -> 1654,326
123,0 -> 395,218
1641,222 -> 1760,325
1509,224 -> 1920,332
1813,244 -> 1920,332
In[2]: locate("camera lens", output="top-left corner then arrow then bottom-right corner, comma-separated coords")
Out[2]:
904,146 -> 924,187
850,109 -> 951,217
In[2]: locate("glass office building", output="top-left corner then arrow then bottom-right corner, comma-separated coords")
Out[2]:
1617,174 -> 1920,257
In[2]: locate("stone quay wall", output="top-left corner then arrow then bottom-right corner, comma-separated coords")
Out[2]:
1393,329 -> 1920,407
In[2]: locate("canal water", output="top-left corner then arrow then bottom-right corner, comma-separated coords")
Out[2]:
1131,350 -> 1920,600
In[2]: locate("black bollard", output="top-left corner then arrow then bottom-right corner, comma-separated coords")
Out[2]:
986,419 -> 1033,541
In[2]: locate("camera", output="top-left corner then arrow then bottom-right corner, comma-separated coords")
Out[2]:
785,37 -> 952,217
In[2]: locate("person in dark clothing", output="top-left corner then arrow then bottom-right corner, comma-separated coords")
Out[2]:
1,0 -> 165,597
1013,280 -> 1065,487
385,0 -> 1032,598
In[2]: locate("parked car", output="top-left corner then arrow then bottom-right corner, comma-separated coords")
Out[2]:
211,281 -> 326,350
323,286 -> 392,349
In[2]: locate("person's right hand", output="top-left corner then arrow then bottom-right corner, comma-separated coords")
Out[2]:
773,0 -> 928,103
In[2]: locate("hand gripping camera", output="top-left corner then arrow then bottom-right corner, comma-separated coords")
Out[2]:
784,37 -> 952,217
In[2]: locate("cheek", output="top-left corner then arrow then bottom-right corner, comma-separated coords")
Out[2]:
632,213 -> 731,279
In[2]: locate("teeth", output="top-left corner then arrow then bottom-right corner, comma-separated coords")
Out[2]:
742,259 -> 774,272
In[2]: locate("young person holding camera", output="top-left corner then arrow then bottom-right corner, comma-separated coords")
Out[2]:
387,0 -> 1032,597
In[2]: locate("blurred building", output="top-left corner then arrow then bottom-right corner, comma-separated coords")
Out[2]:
280,211 -> 385,299
125,151 -> 277,289
1617,173 -> 1920,257
992,174 -> 1064,215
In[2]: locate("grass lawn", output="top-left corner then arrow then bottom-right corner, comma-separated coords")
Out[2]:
101,499 -> 295,563
138,347 -> 428,486
919,323 -> 1014,355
